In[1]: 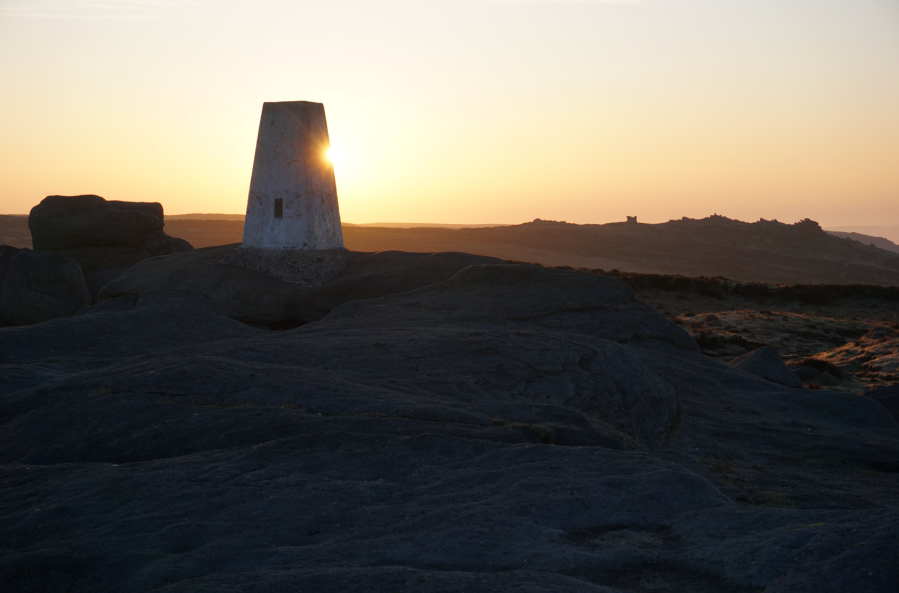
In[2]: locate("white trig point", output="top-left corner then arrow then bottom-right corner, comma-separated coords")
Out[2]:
241,101 -> 344,250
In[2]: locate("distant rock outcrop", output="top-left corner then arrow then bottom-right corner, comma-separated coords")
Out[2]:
728,346 -> 804,388
0,245 -> 90,326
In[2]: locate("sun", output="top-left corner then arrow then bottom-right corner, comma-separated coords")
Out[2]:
325,146 -> 342,167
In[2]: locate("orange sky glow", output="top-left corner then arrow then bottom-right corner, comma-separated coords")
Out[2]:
1,0 -> 897,231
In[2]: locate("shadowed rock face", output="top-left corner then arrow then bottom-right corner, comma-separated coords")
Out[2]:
1,261 -> 897,592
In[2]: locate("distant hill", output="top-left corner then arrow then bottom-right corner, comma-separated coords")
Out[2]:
341,216 -> 899,286
349,222 -> 506,229
826,224 -> 899,244
826,231 -> 899,254
0,215 -> 30,249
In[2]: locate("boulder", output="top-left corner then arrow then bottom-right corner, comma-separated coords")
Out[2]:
27,195 -> 193,303
28,195 -> 193,275
29,195 -> 163,250
0,245 -> 89,326
728,346 -> 804,388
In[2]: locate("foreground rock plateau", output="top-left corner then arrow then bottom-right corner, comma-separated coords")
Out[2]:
1,253 -> 897,592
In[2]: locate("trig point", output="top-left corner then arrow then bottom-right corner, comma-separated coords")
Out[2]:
241,101 -> 344,250
225,101 -> 349,285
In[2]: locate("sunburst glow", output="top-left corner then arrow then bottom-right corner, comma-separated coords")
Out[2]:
325,146 -> 342,168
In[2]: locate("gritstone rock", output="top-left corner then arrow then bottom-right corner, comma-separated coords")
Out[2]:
0,245 -> 90,326
29,194 -> 192,268
28,195 -> 193,301
728,346 -> 804,388
1,261 -> 897,592
29,194 -> 164,250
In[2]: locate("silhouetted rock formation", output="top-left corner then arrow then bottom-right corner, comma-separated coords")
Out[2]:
33,195 -> 193,262
28,195 -> 193,301
30,194 -> 165,251
0,245 -> 90,326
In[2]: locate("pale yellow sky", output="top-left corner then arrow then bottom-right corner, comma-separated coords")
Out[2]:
1,0 -> 897,228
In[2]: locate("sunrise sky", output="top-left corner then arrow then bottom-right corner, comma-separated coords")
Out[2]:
1,0 -> 897,229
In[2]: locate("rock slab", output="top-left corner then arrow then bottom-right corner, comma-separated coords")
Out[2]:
1,259 -> 897,592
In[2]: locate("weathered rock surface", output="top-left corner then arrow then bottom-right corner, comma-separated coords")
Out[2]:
728,346 -> 804,388
0,245 -> 89,326
1,261 -> 897,592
